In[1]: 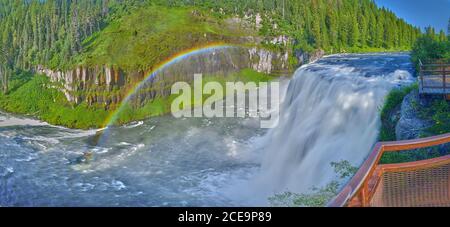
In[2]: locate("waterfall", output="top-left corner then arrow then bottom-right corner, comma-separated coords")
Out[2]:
240,54 -> 415,204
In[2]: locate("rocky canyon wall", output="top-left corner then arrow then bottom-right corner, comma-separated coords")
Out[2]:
37,46 -> 322,109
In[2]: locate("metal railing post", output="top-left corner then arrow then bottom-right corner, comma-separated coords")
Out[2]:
419,59 -> 424,92
444,65 -> 446,94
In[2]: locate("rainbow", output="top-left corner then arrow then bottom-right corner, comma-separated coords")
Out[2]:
98,42 -> 234,143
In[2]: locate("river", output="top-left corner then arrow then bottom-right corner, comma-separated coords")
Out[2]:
0,53 -> 415,206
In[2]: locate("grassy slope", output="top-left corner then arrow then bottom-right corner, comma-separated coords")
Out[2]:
76,5 -> 251,71
0,73 -> 110,129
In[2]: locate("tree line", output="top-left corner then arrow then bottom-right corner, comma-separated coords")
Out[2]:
163,0 -> 423,52
411,23 -> 450,67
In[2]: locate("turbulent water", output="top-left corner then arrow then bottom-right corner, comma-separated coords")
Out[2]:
0,53 -> 414,207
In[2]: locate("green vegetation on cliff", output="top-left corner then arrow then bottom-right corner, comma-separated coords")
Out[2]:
0,73 -> 110,128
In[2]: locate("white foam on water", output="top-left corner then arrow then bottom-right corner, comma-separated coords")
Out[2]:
72,143 -> 146,172
0,113 -> 48,127
124,121 -> 144,129
0,166 -> 14,177
111,180 -> 127,191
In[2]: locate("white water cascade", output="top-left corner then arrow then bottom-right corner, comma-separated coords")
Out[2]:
239,54 -> 415,204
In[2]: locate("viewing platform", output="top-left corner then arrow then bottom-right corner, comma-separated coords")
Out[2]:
329,133 -> 450,207
419,60 -> 450,100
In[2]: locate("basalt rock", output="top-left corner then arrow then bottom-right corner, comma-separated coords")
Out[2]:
37,47 -> 295,108
294,49 -> 325,66
395,90 -> 433,140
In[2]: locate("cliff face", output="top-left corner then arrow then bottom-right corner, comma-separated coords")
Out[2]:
295,49 -> 325,65
395,90 -> 433,140
37,47 -> 301,109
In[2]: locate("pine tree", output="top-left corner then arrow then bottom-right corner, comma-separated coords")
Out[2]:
359,13 -> 368,47
425,26 -> 436,38
349,14 -> 360,47
326,6 -> 338,49
447,17 -> 450,38
0,46 -> 11,94
375,13 -> 384,48
439,30 -> 446,42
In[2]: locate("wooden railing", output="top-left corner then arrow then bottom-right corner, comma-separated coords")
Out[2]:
419,59 -> 450,96
328,133 -> 450,207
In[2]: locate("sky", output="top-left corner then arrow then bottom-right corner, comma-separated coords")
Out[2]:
374,0 -> 450,32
